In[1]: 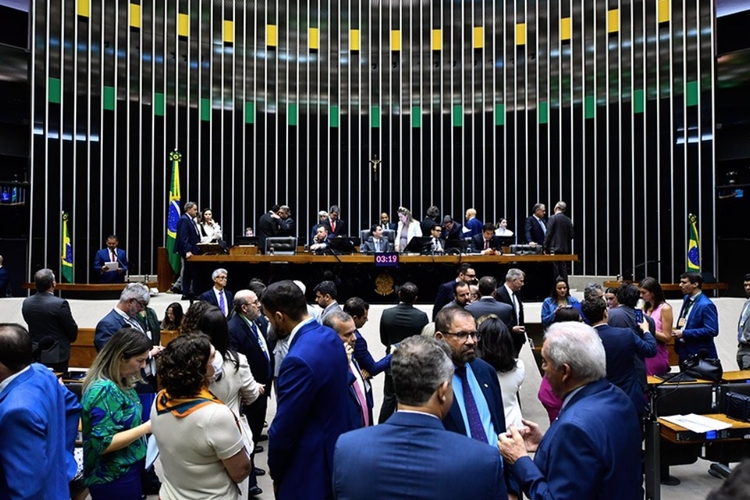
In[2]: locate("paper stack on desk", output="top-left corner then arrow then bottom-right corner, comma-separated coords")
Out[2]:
661,414 -> 733,433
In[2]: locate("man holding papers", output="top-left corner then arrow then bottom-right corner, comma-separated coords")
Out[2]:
93,234 -> 128,283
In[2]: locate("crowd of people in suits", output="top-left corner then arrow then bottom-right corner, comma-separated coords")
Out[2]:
2,249 -> 740,500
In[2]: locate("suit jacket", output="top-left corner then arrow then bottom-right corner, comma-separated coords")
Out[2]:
380,303 -> 429,349
466,297 -> 514,327
676,292 -> 720,361
278,217 -> 295,237
441,221 -> 463,240
324,219 -> 348,237
198,287 -> 234,315
471,234 -> 503,253
94,309 -> 132,351
0,265 -> 9,296
353,330 -> 391,377
594,323 -> 656,414
360,236 -> 393,254
346,359 -> 374,429
464,217 -> 483,238
495,285 -> 526,353
268,319 -> 351,500
21,292 -> 79,366
381,222 -> 397,231
420,216 -> 439,235
258,211 -> 280,251
443,358 -> 507,438
0,364 -> 81,500
509,379 -> 642,500
228,313 -> 275,386
524,215 -> 546,245
333,411 -> 507,500
93,248 -> 129,283
174,212 -> 201,257
433,280 -> 457,319
607,305 -> 656,394
544,212 -> 574,254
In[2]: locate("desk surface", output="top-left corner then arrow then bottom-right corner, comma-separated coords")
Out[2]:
188,253 -> 579,264
21,282 -> 159,291
647,370 -> 750,385
658,413 -> 750,443
603,280 -> 728,292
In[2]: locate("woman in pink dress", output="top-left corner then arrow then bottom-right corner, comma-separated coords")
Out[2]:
639,277 -> 673,376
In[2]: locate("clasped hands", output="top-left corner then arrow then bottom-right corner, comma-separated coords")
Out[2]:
497,418 -> 543,465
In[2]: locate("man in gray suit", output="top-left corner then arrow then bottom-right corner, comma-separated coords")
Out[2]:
466,276 -> 514,327
544,201 -> 574,281
21,268 -> 78,372
378,282 -> 429,423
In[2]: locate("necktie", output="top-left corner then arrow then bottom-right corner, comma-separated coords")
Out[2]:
484,239 -> 489,250
538,218 -> 546,234
252,322 -> 272,379
111,250 -> 117,262
455,365 -> 488,442
331,221 -> 336,233
511,292 -> 520,319
350,364 -> 370,427
218,290 -> 226,315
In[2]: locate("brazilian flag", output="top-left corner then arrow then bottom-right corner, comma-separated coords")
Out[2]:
166,150 -> 182,274
61,212 -> 73,282
687,213 -> 700,271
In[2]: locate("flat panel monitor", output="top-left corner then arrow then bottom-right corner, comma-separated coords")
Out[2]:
403,236 -> 432,254
327,237 -> 359,254
444,238 -> 471,253
652,383 -> 715,417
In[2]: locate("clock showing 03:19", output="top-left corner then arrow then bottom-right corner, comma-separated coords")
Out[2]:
374,252 -> 399,267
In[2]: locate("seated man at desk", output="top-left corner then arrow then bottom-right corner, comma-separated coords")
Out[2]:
309,225 -> 332,253
93,234 -> 128,283
471,223 -> 503,255
361,225 -> 393,253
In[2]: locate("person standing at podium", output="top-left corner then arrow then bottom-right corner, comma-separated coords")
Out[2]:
94,234 -> 128,283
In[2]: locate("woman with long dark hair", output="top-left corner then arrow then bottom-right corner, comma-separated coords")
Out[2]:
160,302 -> 183,330
541,278 -> 581,328
639,277 -> 673,376
476,314 -> 525,429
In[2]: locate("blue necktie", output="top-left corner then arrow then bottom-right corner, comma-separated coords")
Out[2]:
218,290 -> 226,315
455,365 -> 488,443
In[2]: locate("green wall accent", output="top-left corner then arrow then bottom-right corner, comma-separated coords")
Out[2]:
48,77 -> 61,104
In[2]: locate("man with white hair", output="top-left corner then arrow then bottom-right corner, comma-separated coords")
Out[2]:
198,268 -> 233,316
498,322 -> 642,500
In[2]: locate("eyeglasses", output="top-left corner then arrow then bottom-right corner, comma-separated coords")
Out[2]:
134,299 -> 148,309
216,276 -> 228,280
443,331 -> 481,342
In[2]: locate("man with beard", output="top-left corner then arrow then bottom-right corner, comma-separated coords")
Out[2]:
262,280 -> 350,500
434,307 -> 506,445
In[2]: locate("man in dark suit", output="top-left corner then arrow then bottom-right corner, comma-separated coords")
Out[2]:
379,282 -> 429,422
582,298 -> 656,416
94,283 -> 161,352
441,215 -> 463,240
93,234 -> 129,283
472,223 -> 504,255
277,205 -> 295,237
420,205 -> 441,235
524,203 -> 547,246
380,212 -> 396,231
0,324 -> 82,500
174,201 -> 202,299
544,201 -> 575,281
360,224 -> 393,253
499,322 -> 642,500
435,307 -> 507,445
433,263 -> 477,319
262,280 -> 351,500
343,297 -> 391,378
466,276 -> 514,327
21,268 -> 78,373
198,268 -> 233,316
673,272 -> 720,363
0,255 -> 9,296
324,204 -> 347,236
258,204 -> 281,253
496,268 -> 527,356
333,335 -> 507,500
324,311 -> 374,429
228,289 -> 274,496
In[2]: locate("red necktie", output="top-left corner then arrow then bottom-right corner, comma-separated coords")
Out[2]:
331,221 -> 336,233
111,250 -> 117,262
484,240 -> 489,250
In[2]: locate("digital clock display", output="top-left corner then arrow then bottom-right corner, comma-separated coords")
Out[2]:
374,252 -> 399,267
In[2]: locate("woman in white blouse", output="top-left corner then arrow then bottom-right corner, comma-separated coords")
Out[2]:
200,208 -> 223,243
394,206 -> 422,252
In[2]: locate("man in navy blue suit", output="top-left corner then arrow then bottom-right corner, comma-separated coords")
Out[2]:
434,307 -> 507,443
582,297 -> 656,416
343,297 -> 390,379
262,280 -> 350,500
174,201 -> 201,299
93,234 -> 128,283
198,268 -> 233,316
433,263 -> 477,319
228,288 -> 274,496
499,322 -> 642,500
0,324 -> 81,500
333,335 -> 507,500
524,203 -> 547,246
673,272 -> 720,363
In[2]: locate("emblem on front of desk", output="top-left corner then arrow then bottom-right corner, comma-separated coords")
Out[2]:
374,273 -> 395,296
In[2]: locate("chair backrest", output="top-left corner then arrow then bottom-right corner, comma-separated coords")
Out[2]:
382,229 -> 395,243
266,237 -> 297,255
359,229 -> 369,243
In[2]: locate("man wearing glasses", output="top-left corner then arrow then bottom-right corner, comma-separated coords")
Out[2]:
198,268 -> 233,316
435,307 -> 506,446
94,283 -> 161,354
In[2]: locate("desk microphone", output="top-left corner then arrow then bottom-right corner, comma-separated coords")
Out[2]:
682,348 -> 710,369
